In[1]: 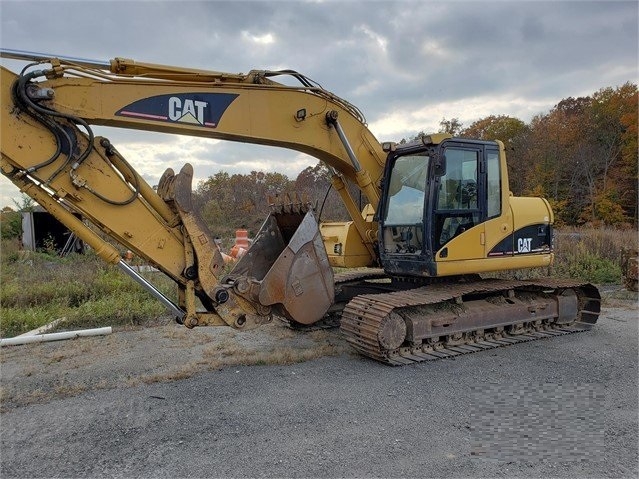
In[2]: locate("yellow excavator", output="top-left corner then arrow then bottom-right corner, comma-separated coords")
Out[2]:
0,50 -> 600,365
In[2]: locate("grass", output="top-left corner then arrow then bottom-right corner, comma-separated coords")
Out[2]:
1,226 -> 637,338
132,330 -> 343,386
200,329 -> 340,366
0,238 -> 176,337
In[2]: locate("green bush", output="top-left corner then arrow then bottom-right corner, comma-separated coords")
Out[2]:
554,251 -> 621,283
552,227 -> 633,283
0,210 -> 22,239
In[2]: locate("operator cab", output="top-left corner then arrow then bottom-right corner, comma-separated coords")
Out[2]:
378,135 -> 502,277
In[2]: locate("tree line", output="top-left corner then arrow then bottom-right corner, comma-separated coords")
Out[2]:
193,164 -> 358,238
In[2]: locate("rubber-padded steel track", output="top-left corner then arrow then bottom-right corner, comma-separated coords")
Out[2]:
339,278 -> 601,365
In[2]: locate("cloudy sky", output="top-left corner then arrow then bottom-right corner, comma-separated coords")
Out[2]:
1,0 -> 637,207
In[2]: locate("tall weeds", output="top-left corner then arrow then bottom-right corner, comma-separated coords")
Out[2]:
1,239 -> 176,337
552,227 -> 637,283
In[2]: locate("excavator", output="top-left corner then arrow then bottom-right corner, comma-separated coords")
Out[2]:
0,49 -> 600,365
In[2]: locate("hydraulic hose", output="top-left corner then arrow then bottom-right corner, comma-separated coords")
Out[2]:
16,70 -> 95,168
13,68 -> 140,205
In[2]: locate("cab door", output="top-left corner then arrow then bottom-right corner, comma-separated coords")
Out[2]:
430,143 -> 486,261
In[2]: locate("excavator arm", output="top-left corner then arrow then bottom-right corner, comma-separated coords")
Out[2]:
0,50 -> 385,329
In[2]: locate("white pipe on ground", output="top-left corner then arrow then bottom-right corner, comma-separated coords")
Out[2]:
17,317 -> 67,337
1,327 -> 112,347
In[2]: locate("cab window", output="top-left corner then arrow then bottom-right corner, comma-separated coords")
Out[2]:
486,150 -> 501,218
433,148 -> 480,249
381,153 -> 429,255
437,149 -> 478,210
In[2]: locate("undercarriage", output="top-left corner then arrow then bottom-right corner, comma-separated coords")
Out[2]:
334,271 -> 600,365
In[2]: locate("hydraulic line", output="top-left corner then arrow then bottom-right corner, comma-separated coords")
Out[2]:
74,140 -> 141,206
13,69 -> 141,205
16,69 -> 95,169
318,182 -> 333,222
10,78 -> 65,174
13,71 -> 84,182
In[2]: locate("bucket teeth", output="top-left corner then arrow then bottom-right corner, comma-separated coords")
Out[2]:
157,168 -> 175,202
267,192 -> 316,215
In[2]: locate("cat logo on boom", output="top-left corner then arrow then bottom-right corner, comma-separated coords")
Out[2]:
116,93 -> 239,128
168,97 -> 207,125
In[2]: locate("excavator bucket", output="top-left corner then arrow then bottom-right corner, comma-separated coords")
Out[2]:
226,198 -> 334,325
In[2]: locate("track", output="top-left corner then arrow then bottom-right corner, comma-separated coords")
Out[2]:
339,277 -> 601,365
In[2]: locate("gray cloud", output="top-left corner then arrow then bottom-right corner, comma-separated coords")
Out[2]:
3,2 -> 635,110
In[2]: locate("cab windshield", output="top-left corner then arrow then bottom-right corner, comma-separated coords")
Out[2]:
383,153 -> 429,226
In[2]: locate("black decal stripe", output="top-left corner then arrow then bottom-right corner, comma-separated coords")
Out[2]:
488,223 -> 552,256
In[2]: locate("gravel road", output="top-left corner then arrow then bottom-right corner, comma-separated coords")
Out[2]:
1,298 -> 637,478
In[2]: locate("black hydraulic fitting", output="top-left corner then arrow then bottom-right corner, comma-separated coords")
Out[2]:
214,287 -> 230,304
183,266 -> 198,280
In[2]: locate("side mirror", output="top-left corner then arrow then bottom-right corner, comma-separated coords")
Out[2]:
433,154 -> 446,176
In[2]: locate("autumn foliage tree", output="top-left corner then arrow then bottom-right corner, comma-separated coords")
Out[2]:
194,170 -> 295,236
589,83 -> 638,224
441,86 -> 637,226
515,83 -> 637,225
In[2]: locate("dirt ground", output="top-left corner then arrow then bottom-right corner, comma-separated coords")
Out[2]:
1,292 -> 637,412
0,317 -> 349,411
